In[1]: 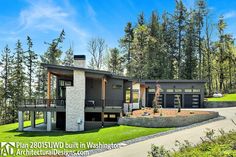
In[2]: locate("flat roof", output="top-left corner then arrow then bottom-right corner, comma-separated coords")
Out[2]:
41,64 -> 206,83
41,63 -> 132,81
142,80 -> 206,83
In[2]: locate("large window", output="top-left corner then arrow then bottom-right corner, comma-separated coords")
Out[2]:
132,89 -> 139,103
85,112 -> 101,121
193,89 -> 201,93
166,89 -> 174,93
125,88 -> 131,103
175,89 -> 182,92
185,89 -> 192,93
104,113 -> 120,122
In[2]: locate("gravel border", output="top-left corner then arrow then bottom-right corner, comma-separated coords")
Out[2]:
86,115 -> 225,156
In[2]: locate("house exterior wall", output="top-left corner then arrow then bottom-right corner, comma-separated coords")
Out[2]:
66,70 -> 85,131
105,78 -> 124,106
86,78 -> 102,100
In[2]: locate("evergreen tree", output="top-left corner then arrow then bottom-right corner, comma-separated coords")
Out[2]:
35,57 -> 47,99
195,0 -> 207,79
131,13 -> 149,79
44,29 -> 65,64
183,12 -> 198,79
0,45 -> 13,124
63,45 -> 74,66
217,16 -> 227,93
174,0 -> 187,79
108,48 -> 123,74
25,36 -> 37,99
203,16 -> 214,95
120,22 -> 134,76
11,40 -> 25,122
145,11 -> 162,79
162,12 -> 178,79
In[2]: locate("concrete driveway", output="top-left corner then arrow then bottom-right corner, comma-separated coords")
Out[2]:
90,107 -> 236,157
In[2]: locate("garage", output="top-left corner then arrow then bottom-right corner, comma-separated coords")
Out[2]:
184,94 -> 200,108
166,94 -> 182,108
147,94 -> 164,107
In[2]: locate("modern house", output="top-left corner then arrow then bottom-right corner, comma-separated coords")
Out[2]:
17,55 -> 206,132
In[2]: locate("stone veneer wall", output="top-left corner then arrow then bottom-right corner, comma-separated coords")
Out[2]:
66,70 -> 85,131
118,111 -> 219,128
204,101 -> 236,108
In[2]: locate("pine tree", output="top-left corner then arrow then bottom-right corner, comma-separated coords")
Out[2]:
174,0 -> 187,79
202,14 -> 216,95
131,13 -> 149,79
11,40 -> 25,122
0,45 -> 13,124
217,16 -> 227,93
162,12 -> 177,79
183,12 -> 198,79
44,29 -> 65,64
108,48 -> 123,74
63,45 -> 74,66
145,11 -> 162,79
195,0 -> 207,79
120,22 -> 134,76
25,36 -> 37,99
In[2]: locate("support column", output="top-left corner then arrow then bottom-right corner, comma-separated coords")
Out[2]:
30,111 -> 35,128
53,112 -> 57,123
182,94 -> 185,108
101,77 -> 106,127
47,112 -> 52,131
43,112 -> 47,124
164,94 -> 167,108
47,71 -> 51,107
18,111 -> 24,131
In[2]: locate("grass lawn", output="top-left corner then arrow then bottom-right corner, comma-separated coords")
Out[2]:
207,93 -> 236,101
0,119 -> 172,151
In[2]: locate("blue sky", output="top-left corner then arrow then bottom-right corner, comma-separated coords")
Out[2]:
0,0 -> 236,58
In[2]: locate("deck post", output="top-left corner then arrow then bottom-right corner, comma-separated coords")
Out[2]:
53,112 -> 57,122
47,71 -> 51,107
47,111 -> 52,131
30,111 -> 35,128
18,111 -> 24,131
43,112 -> 47,124
101,77 -> 106,127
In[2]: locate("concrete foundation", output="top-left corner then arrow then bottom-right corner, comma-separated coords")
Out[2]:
18,111 -> 24,131
47,112 -> 52,131
30,111 -> 35,128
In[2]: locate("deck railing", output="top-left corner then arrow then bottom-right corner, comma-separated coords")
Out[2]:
85,99 -> 123,108
19,99 -> 66,108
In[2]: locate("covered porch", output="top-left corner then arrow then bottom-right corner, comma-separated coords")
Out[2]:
17,66 -> 71,131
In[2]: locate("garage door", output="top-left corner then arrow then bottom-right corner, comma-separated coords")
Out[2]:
184,94 -> 200,108
166,94 -> 182,108
147,94 -> 164,107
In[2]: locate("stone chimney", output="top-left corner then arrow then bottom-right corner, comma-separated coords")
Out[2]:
74,55 -> 86,68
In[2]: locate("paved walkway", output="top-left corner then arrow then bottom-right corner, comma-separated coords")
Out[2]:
90,107 -> 236,157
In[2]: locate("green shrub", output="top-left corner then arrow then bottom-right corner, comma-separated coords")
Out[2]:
147,145 -> 171,157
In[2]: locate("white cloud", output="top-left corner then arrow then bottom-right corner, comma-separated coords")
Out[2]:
17,1 -> 88,37
224,11 -> 236,19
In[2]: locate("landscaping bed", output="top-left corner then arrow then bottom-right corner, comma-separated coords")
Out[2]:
131,108 -> 211,117
119,108 -> 219,128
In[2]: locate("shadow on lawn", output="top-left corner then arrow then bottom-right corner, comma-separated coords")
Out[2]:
8,125 -> 121,137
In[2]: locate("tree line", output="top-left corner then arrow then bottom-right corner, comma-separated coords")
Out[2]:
107,0 -> 236,95
0,30 -> 75,124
